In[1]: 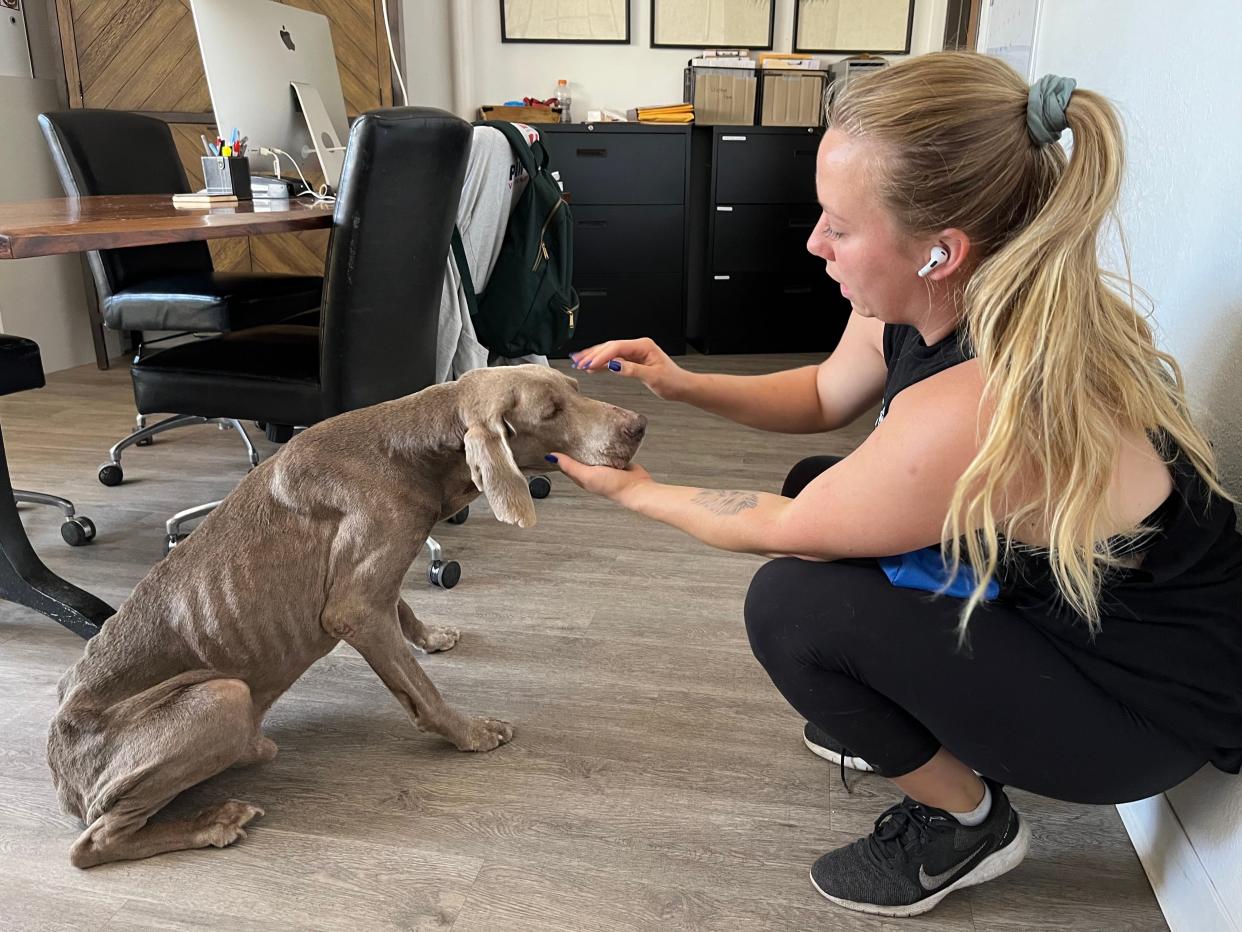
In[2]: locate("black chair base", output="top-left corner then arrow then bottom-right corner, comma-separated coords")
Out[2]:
1,427 -> 113,639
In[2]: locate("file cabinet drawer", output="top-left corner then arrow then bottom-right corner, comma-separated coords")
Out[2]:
714,130 -> 821,204
573,206 -> 684,276
711,204 -> 819,274
690,272 -> 847,355
564,273 -> 684,355
542,131 -> 687,205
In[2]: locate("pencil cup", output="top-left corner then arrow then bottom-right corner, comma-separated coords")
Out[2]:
201,156 -> 252,198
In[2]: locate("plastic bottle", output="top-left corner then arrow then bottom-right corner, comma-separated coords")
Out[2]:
555,79 -> 572,123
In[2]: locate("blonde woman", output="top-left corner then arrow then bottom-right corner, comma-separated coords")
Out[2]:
549,51 -> 1242,917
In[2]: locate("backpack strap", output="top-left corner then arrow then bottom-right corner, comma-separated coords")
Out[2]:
449,226 -> 479,320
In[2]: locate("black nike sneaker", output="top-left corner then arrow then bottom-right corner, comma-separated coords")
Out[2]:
803,722 -> 875,772
809,776 -> 1029,917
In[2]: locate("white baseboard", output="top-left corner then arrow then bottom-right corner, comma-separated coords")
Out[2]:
1118,794 -> 1239,932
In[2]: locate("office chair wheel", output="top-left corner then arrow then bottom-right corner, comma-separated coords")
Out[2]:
61,516 -> 96,547
163,533 -> 188,556
446,506 -> 469,525
428,559 -> 461,589
529,475 -> 552,499
98,463 -> 123,486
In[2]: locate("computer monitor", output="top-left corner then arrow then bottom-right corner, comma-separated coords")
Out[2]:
190,0 -> 350,189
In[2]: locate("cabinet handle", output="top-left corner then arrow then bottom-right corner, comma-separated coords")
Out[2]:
713,275 -> 731,281
716,206 -> 734,212
579,289 -> 609,297
782,285 -> 812,295
577,147 -> 607,157
721,135 -> 747,142
577,219 -> 608,227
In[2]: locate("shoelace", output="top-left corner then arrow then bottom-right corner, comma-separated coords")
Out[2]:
861,798 -> 951,870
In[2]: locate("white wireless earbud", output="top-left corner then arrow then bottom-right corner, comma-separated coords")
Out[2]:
917,245 -> 950,278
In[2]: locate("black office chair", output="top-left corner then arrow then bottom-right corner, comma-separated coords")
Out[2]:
1,336 -> 97,547
129,107 -> 472,586
38,109 -> 323,485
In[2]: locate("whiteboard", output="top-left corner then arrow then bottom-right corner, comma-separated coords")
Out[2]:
976,0 -> 1043,81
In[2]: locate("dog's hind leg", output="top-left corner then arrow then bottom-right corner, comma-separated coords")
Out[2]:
335,607 -> 512,752
63,675 -> 265,868
398,598 -> 460,653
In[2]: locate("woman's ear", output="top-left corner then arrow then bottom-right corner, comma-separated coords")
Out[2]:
926,229 -> 972,280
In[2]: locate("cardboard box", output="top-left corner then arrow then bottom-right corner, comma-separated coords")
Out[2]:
759,70 -> 828,127
685,67 -> 757,126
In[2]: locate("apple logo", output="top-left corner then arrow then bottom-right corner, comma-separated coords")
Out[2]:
279,26 -> 295,51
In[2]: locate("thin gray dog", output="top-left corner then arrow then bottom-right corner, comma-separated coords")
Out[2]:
48,365 -> 646,868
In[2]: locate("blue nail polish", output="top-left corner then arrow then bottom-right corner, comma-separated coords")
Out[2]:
608,360 -> 621,372
545,454 -> 558,463
581,359 -> 593,369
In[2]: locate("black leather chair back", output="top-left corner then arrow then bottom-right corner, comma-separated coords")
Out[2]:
38,110 -> 212,300
318,107 -> 471,416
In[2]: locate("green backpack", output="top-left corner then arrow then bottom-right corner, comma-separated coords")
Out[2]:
450,120 -> 579,357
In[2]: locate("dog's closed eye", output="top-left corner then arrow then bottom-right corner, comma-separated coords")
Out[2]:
541,403 -> 561,420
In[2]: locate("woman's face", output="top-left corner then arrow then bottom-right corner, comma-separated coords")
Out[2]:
807,129 -> 933,326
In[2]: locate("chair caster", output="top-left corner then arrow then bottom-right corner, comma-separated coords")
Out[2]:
98,463 -> 123,486
61,516 -> 96,547
428,560 -> 461,589
163,533 -> 188,556
446,506 -> 469,525
529,475 -> 552,499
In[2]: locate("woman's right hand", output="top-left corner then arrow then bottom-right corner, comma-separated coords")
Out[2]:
569,337 -> 690,401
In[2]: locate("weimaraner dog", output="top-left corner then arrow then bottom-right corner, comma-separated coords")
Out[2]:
47,365 -> 646,868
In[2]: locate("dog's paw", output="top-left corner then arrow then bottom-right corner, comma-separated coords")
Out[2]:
460,716 -> 514,752
194,799 -> 264,849
419,625 -> 461,653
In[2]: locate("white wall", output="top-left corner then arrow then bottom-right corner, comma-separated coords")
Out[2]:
406,0 -> 948,120
1028,2 -> 1242,928
0,76 -> 108,373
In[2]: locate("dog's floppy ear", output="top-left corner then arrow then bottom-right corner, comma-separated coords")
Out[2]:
462,391 -> 537,529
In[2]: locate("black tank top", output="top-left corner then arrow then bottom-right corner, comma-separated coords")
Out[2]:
881,322 -> 1242,773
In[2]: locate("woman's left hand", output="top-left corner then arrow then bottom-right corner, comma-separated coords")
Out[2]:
546,453 -> 653,505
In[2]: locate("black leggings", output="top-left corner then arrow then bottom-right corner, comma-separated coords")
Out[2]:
744,456 -> 1206,805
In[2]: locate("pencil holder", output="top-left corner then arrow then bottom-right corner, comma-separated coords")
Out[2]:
201,156 -> 252,199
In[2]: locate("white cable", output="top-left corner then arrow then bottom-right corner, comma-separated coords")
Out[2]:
381,0 -> 408,105
258,146 -> 335,202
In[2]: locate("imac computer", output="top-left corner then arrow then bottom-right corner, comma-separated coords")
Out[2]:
190,0 -> 350,191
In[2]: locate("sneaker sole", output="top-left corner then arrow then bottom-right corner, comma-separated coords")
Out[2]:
809,812 -> 1031,918
802,733 -> 875,773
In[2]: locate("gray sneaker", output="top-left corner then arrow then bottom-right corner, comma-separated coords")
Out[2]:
809,776 -> 1029,917
803,722 -> 875,773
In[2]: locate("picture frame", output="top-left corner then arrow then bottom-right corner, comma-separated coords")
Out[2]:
650,0 -> 775,50
792,0 -> 915,55
500,0 -> 631,44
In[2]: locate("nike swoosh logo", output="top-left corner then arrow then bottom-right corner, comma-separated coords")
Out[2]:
918,841 -> 991,891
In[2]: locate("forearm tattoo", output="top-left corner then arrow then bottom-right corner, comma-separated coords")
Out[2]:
691,490 -> 759,516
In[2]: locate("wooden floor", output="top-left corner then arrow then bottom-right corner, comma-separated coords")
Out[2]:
0,354 -> 1167,931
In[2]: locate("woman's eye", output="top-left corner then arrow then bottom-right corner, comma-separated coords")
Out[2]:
823,224 -> 844,241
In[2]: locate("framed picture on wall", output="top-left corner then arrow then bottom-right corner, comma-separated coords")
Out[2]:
793,0 -> 915,54
651,0 -> 775,50
500,0 -> 632,44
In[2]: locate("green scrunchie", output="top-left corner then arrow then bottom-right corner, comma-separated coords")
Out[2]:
1026,74 -> 1076,146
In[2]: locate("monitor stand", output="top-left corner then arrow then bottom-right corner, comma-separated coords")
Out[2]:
290,81 -> 346,191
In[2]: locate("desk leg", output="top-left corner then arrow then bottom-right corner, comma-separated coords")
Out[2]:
0,425 -> 114,639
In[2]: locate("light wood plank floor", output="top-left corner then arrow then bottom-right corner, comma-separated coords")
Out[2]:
0,354 -> 1167,931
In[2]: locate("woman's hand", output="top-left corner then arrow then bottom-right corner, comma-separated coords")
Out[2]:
569,337 -> 691,401
545,453 -> 653,506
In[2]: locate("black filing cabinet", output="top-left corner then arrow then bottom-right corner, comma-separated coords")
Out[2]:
540,123 -> 690,355
687,125 -> 851,354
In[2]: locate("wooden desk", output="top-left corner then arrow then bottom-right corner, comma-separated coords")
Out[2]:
0,194 -> 334,259
0,194 -> 333,639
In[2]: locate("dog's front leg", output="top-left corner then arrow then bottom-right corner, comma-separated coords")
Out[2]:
334,611 -> 512,752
